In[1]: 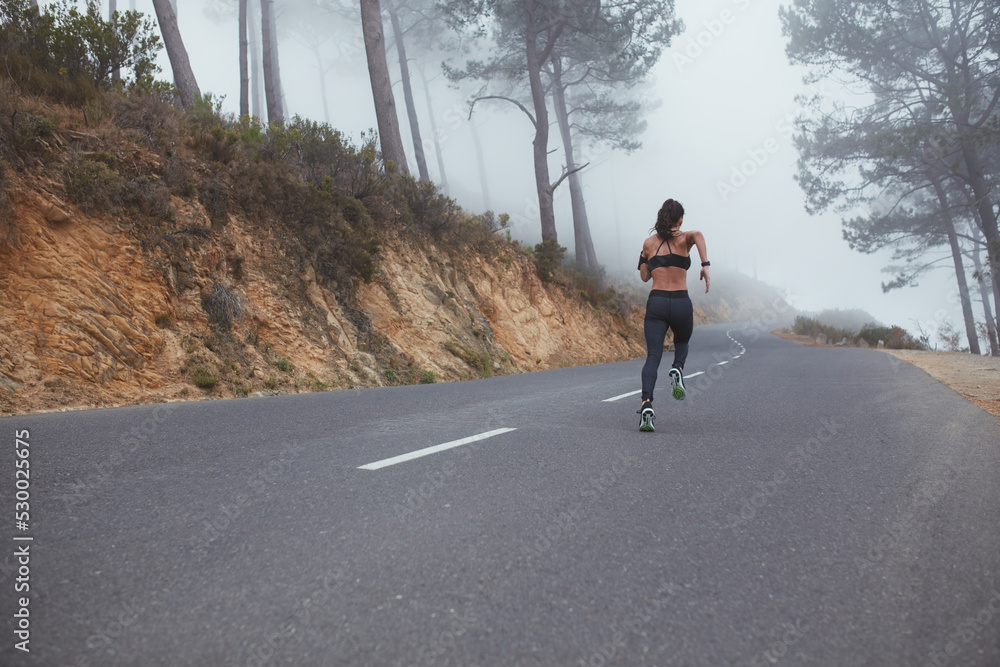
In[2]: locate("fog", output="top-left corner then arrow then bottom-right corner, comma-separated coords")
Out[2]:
107,0 -> 968,338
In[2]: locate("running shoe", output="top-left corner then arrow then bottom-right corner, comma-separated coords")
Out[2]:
669,367 -> 685,400
638,401 -> 655,432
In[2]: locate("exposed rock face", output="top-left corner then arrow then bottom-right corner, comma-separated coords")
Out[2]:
0,181 -> 646,415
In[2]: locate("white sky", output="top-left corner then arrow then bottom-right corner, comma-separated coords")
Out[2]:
77,0 -> 976,339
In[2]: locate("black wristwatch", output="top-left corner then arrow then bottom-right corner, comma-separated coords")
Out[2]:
701,261 -> 711,267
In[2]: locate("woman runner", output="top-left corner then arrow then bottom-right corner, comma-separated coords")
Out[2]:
636,199 -> 710,432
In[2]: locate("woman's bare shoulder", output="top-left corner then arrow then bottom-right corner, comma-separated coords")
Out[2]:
683,229 -> 703,245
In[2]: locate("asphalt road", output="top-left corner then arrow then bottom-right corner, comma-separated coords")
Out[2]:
1,322 -> 999,666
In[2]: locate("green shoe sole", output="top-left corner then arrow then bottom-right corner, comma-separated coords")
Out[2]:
639,411 -> 655,432
669,369 -> 685,400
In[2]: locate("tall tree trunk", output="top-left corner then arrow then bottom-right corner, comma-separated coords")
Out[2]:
953,118 -> 1000,325
109,0 -> 120,83
969,224 -> 1000,356
265,0 -> 286,118
151,0 -> 200,108
961,176 -> 1000,341
417,64 -> 448,194
313,48 -> 330,125
248,0 -> 263,118
260,0 -> 283,123
550,60 -> 598,271
469,118 -> 491,211
524,1 -> 556,241
931,180 -> 980,353
386,0 -> 428,181
238,0 -> 249,118
360,0 -> 408,174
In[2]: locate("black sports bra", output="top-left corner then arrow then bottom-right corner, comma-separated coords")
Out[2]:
646,236 -> 691,271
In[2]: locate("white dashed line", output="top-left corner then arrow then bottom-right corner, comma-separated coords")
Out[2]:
603,389 -> 643,403
603,329 -> 748,402
603,371 -> 705,402
358,428 -> 517,470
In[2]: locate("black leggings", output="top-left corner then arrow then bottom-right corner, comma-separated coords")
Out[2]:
641,290 -> 693,402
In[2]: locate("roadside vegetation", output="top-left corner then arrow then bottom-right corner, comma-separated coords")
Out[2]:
791,317 -> 924,350
0,0 -> 643,399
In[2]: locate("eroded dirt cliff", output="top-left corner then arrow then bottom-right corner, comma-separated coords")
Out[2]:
1,175 -> 652,415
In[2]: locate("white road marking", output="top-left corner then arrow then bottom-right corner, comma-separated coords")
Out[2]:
603,369 -> 705,402
604,329 -> 747,402
603,389 -> 642,402
358,428 -> 517,470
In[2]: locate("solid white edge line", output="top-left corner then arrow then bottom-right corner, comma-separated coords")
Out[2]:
685,371 -> 706,378
358,428 -> 517,471
603,389 -> 642,402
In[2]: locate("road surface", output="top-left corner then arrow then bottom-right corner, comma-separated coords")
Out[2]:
1,322 -> 998,666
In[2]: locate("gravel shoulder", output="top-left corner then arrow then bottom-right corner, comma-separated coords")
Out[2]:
878,348 -> 1000,419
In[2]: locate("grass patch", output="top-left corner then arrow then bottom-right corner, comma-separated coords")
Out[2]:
444,342 -> 492,378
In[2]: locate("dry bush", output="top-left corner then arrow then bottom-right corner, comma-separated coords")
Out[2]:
201,283 -> 244,333
198,177 -> 230,227
121,176 -> 171,220
109,92 -> 181,147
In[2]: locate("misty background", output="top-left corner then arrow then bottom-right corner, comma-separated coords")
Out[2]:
68,0 -> 967,339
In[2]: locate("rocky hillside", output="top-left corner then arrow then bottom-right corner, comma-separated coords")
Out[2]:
0,89 -> 789,416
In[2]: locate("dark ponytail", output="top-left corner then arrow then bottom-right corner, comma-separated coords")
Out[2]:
654,199 -> 685,239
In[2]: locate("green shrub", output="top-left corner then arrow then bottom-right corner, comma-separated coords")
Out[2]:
444,342 -> 492,378
154,313 -> 173,328
190,366 -> 218,389
419,370 -> 436,384
273,357 -> 292,372
63,158 -> 122,212
0,0 -> 162,101
396,176 -> 462,234
792,316 -> 853,343
530,238 -> 567,283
